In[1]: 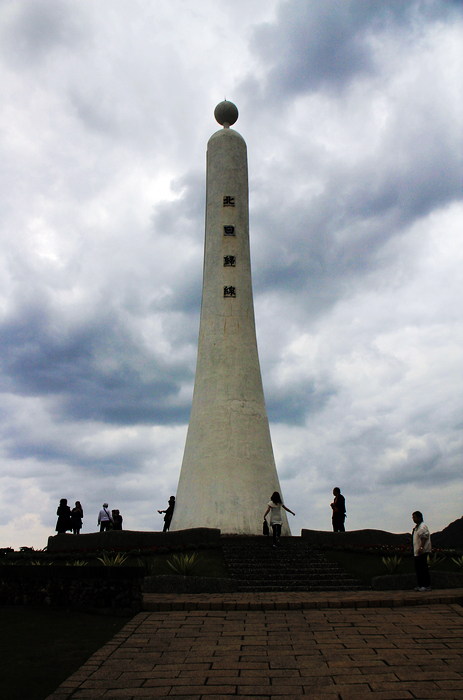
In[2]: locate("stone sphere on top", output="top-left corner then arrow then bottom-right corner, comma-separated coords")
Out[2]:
214,100 -> 238,127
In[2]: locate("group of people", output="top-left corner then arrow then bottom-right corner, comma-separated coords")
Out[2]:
97,503 -> 123,531
55,499 -> 84,535
56,489 -> 433,592
263,489 -> 433,592
55,500 -> 123,534
55,496 -> 176,535
261,487 -> 344,545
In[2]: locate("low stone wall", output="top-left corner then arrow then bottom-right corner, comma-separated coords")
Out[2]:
301,528 -> 411,547
371,571 -> 463,591
143,575 -> 237,594
47,527 -> 221,553
0,566 -> 143,614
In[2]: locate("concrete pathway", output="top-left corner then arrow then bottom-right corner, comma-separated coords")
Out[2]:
46,590 -> 463,700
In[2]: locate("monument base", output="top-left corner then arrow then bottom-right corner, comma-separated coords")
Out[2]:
47,527 -> 221,553
301,528 -> 411,547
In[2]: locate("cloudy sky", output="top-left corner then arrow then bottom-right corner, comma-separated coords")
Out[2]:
0,0 -> 461,549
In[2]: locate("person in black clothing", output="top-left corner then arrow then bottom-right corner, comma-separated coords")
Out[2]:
112,509 -> 123,530
71,501 -> 84,534
331,487 -> 346,532
158,496 -> 175,532
56,498 -> 72,534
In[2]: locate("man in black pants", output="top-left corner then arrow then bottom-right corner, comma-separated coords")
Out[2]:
331,487 -> 346,532
412,511 -> 432,591
158,496 -> 176,532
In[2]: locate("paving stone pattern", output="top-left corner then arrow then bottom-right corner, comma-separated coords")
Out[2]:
221,536 -> 362,592
46,592 -> 463,700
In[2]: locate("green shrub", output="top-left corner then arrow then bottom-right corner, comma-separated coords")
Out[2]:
451,555 -> 463,571
66,560 -> 88,566
166,552 -> 202,575
97,553 -> 128,566
137,558 -> 162,576
30,560 -> 53,566
382,555 -> 402,574
427,553 -> 445,569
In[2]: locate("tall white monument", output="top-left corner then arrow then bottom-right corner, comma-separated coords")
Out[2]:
170,102 -> 289,535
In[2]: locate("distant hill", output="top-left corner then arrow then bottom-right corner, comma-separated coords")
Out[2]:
431,517 -> 463,549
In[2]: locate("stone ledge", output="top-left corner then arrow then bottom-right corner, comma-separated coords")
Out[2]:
142,589 -> 463,611
301,528 -> 410,546
371,571 -> 463,590
47,527 -> 221,552
142,575 -> 237,594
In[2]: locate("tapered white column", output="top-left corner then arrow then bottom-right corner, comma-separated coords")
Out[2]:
170,102 -> 289,535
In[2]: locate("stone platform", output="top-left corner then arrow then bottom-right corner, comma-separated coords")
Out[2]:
45,589 -> 463,700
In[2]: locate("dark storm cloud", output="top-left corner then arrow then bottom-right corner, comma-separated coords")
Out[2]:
149,172 -> 205,313
0,300 -> 193,426
266,379 -> 336,425
1,0 -> 83,66
3,427 -> 147,473
251,129 -> 461,315
379,439 -> 461,487
248,0 -> 461,97
151,171 -> 205,241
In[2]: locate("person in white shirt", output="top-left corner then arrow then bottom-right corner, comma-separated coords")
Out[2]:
263,492 -> 295,547
97,503 -> 113,532
412,511 -> 432,591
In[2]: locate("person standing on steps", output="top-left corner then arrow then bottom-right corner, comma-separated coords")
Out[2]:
263,492 -> 295,547
412,511 -> 432,591
331,487 -> 346,532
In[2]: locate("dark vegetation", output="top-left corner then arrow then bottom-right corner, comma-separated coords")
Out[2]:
0,545 -> 229,577
136,547 -> 228,577
0,606 -> 130,700
431,516 -> 463,549
321,545 -> 463,587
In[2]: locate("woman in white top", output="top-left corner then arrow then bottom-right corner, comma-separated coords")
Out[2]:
412,511 -> 432,591
263,491 -> 295,547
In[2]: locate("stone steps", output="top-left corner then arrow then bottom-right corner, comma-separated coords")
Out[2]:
221,535 -> 363,592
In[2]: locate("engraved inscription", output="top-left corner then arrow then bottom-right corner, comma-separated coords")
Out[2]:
223,286 -> 236,298
223,196 -> 235,207
223,255 -> 236,267
223,225 -> 235,236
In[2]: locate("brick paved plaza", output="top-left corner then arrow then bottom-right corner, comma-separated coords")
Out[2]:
45,591 -> 463,700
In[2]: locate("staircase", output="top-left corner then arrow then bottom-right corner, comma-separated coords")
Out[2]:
221,536 -> 364,592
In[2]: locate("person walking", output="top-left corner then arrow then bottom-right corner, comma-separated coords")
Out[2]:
412,511 -> 432,591
97,503 -> 113,532
71,501 -> 84,534
331,487 -> 346,532
263,492 -> 295,547
158,496 -> 176,532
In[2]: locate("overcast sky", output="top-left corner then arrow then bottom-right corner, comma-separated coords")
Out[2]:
0,0 -> 462,549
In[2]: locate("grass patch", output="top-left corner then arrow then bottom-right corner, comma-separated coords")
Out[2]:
0,606 -> 131,700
